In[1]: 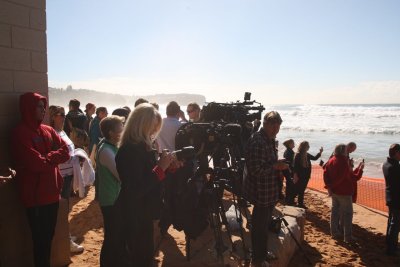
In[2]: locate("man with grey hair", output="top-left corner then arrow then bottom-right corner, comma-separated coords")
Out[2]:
243,111 -> 289,267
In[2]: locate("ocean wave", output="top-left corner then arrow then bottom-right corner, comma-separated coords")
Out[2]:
281,126 -> 400,135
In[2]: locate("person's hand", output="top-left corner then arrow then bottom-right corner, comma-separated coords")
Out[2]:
169,156 -> 184,169
178,110 -> 188,122
293,173 -> 299,184
359,161 -> 365,169
320,147 -> 324,153
158,151 -> 174,171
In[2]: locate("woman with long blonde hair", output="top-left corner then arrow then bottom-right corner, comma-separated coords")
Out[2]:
115,103 -> 175,267
292,141 -> 323,209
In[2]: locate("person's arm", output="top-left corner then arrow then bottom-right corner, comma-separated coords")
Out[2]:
308,152 -> 321,161
246,141 -> 274,179
352,163 -> 364,181
99,147 -> 120,181
293,154 -> 302,174
46,128 -> 70,165
12,130 -> 58,172
116,145 -> 168,199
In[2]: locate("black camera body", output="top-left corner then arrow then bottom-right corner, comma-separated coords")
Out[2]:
201,97 -> 265,127
172,146 -> 196,161
175,122 -> 242,156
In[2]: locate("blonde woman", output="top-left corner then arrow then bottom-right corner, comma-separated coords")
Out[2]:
292,141 -> 323,209
49,105 -> 84,253
115,103 -> 175,267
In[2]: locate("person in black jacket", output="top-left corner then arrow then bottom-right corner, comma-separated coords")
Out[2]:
292,141 -> 323,209
115,103 -> 176,267
64,99 -> 87,136
382,143 -> 400,256
283,139 -> 296,205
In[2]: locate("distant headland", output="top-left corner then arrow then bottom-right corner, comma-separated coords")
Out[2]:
48,86 -> 206,107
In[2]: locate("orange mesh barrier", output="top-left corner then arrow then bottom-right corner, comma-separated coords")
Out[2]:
307,165 -> 388,213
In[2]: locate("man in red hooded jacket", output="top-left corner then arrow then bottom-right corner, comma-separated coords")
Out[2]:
323,143 -> 363,244
11,92 -> 70,267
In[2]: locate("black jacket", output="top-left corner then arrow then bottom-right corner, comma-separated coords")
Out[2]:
115,142 -> 161,220
64,110 -> 87,136
382,157 -> 400,209
294,152 -> 321,180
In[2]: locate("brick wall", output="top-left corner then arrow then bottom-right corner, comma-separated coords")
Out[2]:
0,0 -> 47,166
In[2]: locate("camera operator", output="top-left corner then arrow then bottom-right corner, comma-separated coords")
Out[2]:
157,101 -> 186,152
115,103 -> 178,267
242,111 -> 289,267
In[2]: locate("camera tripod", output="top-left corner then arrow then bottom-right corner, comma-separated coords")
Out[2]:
185,145 -> 251,263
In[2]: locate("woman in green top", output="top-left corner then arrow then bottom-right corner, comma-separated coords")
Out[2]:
96,115 -> 125,267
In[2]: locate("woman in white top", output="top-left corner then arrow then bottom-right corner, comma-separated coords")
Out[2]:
49,105 -> 84,253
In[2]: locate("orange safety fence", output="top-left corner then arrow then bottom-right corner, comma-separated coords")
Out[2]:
308,165 -> 388,213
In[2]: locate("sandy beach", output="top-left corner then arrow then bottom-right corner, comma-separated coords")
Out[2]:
68,187 -> 399,267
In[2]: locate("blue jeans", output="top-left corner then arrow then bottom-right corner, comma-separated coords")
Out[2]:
331,194 -> 353,241
386,207 -> 400,254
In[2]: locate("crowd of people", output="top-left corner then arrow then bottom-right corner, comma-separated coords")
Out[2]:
4,92 -> 400,267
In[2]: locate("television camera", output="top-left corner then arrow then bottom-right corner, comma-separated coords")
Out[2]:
170,92 -> 264,262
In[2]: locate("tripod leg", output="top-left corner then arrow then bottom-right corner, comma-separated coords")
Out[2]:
209,212 -> 226,263
233,195 -> 249,260
282,218 -> 313,265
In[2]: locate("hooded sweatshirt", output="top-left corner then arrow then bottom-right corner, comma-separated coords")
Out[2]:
11,92 -> 70,207
323,155 -> 363,196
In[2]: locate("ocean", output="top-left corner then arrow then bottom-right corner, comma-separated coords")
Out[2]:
266,104 -> 400,179
101,103 -> 400,179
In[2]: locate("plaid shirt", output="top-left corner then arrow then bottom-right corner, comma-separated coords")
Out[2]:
243,128 -> 279,207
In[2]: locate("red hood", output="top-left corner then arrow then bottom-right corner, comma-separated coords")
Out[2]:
19,92 -> 47,130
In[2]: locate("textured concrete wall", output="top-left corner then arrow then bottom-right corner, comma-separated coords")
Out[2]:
0,0 -> 48,167
0,1 -> 48,266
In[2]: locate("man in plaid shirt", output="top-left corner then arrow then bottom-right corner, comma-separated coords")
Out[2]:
243,111 -> 289,267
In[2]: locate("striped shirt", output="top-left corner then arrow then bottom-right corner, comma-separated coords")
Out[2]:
57,130 -> 74,177
242,128 -> 279,207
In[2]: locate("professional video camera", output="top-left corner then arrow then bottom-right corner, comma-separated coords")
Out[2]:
169,93 -> 265,263
175,122 -> 242,157
201,92 -> 265,126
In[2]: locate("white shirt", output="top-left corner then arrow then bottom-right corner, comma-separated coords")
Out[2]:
57,130 -> 75,177
157,117 -> 184,152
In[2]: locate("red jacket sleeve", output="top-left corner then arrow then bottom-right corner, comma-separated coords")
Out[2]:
352,165 -> 363,181
45,128 -> 70,165
12,129 -> 55,172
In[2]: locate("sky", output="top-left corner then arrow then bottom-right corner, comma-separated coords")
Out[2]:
47,0 -> 400,104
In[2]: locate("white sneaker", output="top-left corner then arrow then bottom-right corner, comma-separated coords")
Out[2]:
70,240 -> 84,253
70,235 -> 77,242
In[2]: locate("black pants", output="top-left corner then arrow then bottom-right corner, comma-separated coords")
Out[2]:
251,205 -> 274,262
26,202 -> 59,267
386,206 -> 400,254
126,215 -> 154,267
100,205 -> 127,267
291,177 -> 309,206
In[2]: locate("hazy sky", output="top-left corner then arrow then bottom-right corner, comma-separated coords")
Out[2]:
47,0 -> 400,104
